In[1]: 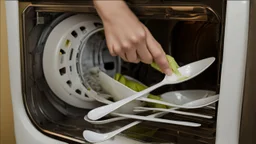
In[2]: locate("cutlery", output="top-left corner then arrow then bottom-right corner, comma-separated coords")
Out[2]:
83,110 -> 199,143
83,93 -> 218,143
136,94 -> 219,109
87,57 -> 215,120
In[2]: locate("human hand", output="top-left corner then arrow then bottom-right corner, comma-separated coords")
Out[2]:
93,0 -> 171,75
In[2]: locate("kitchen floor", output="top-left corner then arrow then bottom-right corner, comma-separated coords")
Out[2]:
0,1 -> 16,144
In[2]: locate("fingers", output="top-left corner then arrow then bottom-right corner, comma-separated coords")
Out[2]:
104,21 -> 171,75
136,41 -> 153,64
125,50 -> 140,63
112,41 -> 140,63
143,26 -> 172,75
122,30 -> 145,63
105,31 -> 117,57
121,41 -> 140,63
112,46 -> 127,61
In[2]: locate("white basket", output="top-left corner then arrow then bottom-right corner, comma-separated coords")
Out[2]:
43,14 -> 120,109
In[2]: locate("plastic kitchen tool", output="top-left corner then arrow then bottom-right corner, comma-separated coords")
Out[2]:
84,94 -> 218,125
87,57 -> 215,120
130,94 -> 218,117
83,94 -> 218,143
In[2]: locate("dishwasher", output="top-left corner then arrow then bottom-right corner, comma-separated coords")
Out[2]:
5,0 -> 253,144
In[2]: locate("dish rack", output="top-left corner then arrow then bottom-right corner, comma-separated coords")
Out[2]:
21,2 -> 223,144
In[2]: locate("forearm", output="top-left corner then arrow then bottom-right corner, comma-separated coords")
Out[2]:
93,0 -> 135,22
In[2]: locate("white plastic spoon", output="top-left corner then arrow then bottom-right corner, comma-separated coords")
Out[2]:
84,116 -> 127,125
83,120 -> 141,143
132,107 -> 212,119
83,92 -> 206,125
84,91 -> 212,123
133,94 -> 219,119
87,57 -> 215,120
83,109 -> 202,143
136,94 -> 219,109
83,110 -> 199,143
110,112 -> 200,126
85,94 -> 218,125
83,94 -> 218,143
84,108 -> 211,125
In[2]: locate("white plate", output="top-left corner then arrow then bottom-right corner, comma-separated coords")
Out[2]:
161,90 -> 216,105
136,90 -> 216,108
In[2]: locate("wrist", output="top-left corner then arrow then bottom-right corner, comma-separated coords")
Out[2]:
93,0 -> 130,22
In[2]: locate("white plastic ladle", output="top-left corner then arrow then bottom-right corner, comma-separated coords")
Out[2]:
87,57 -> 215,120
83,94 -> 218,143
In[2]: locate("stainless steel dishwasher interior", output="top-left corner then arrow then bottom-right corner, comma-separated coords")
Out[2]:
21,1 -> 225,144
